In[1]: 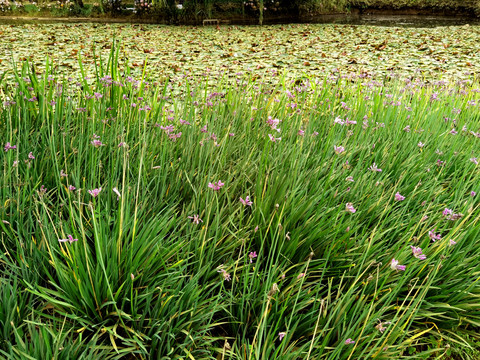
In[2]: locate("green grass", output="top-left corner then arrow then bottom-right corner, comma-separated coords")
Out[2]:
1,45 -> 480,359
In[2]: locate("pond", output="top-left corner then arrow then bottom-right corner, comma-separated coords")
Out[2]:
0,17 -> 479,83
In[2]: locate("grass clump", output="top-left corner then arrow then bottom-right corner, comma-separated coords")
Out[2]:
1,45 -> 480,359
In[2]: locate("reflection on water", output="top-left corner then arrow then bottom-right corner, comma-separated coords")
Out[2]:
0,14 -> 479,27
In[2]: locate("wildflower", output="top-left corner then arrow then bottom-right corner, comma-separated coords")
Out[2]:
298,129 -> 305,136
187,214 -> 203,224
278,332 -> 286,341
429,229 -> 441,242
248,251 -> 257,263
200,125 -> 208,133
449,239 -> 457,246
28,152 -> 35,160
345,203 -> 356,214
217,268 -> 231,281
334,145 -> 345,154
442,208 -> 453,218
130,273 -> 135,280
60,169 -> 68,177
297,273 -> 305,279
369,163 -> 382,172
411,246 -> 426,260
312,131 -> 319,136
58,234 -> 78,244
421,215 -> 428,222
94,92 -> 103,100
268,134 -> 282,143
418,142 -> 425,148
390,258 -> 406,271
88,188 -> 102,198
208,181 -> 224,191
229,133 -> 235,137
403,125 -> 411,132
345,176 -> 354,182
91,140 -> 105,147
68,185 -> 76,191
268,283 -> 280,297
179,119 -> 191,125
254,225 -> 259,233
394,192 -> 405,201
376,321 -> 391,333
4,142 -> 16,152
470,158 -> 478,165
240,196 -> 253,206
39,185 -> 47,195
118,142 -> 126,148
345,338 -> 355,345
113,187 -> 121,200
471,191 -> 476,197
449,128 -> 458,135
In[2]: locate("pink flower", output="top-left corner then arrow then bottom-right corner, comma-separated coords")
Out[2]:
68,185 -> 76,191
248,251 -> 257,263
208,180 -> 225,191
345,176 -> 354,182
394,192 -> 405,201
298,129 -> 305,136
471,191 -> 476,197
428,229 -> 441,242
411,246 -> 426,260
60,169 -> 68,177
187,214 -> 203,224
368,163 -> 382,172
334,145 -> 345,154
217,267 -> 231,281
418,142 -> 425,148
278,332 -> 286,341
345,203 -> 356,214
240,196 -> 253,206
28,152 -> 35,159
200,125 -> 208,133
345,338 -> 355,345
470,158 -> 478,165
449,239 -> 457,246
254,225 -> 259,233
88,188 -> 102,197
4,142 -> 16,152
390,258 -> 406,271
59,234 -> 78,244
268,134 -> 282,143
91,140 -> 105,147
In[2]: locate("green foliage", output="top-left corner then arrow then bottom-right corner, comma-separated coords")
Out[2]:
1,41 -> 480,358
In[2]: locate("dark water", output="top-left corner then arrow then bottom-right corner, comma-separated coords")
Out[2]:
0,14 -> 479,27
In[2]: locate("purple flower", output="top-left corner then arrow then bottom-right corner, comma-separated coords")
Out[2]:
443,208 -> 453,217
68,185 -> 76,191
240,196 -> 253,206
208,181 -> 225,191
59,234 -> 78,244
298,129 -> 305,136
217,267 -> 231,281
411,246 -> 426,260
470,158 -> 478,165
278,332 -> 286,341
390,258 -> 406,271
428,229 -> 441,242
345,338 -> 355,345
200,125 -> 208,133
94,92 -> 103,100
60,169 -> 68,177
418,142 -> 425,148
334,145 -> 345,154
268,134 -> 282,143
449,239 -> 457,246
229,133 -> 235,137
4,142 -> 17,152
394,192 -> 405,201
28,152 -> 35,160
88,188 -> 102,197
368,163 -> 382,172
471,191 -> 476,197
187,214 -> 203,224
312,131 -> 319,136
248,251 -> 257,263
345,203 -> 356,214
179,119 -> 191,125
91,140 -> 105,147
